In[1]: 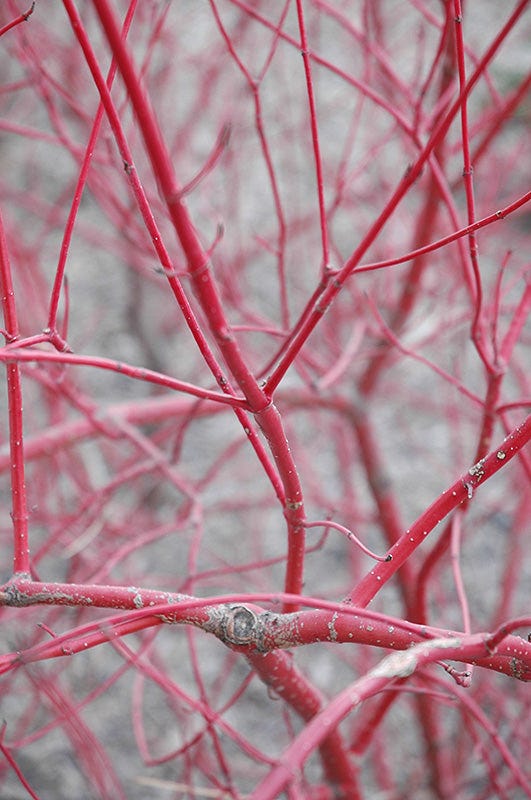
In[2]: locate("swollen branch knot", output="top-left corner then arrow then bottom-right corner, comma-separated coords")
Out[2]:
221,605 -> 258,646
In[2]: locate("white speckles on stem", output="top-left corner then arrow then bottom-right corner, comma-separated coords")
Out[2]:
468,459 -> 486,480
128,586 -> 144,608
328,612 -> 339,641
285,500 -> 303,511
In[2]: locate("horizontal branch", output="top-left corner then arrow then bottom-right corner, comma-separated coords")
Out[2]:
0,347 -> 248,409
1,580 -> 529,681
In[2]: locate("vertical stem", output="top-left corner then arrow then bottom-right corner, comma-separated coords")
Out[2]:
82,0 -> 308,604
474,371 -> 503,462
413,692 -> 455,799
247,649 -> 361,798
412,518 -> 452,624
47,0 -> 138,335
453,1 -> 490,369
90,0 -> 263,407
208,0 -> 291,328
254,402 -> 306,607
0,210 -> 30,574
61,0 -> 227,392
295,0 -> 330,273
61,0 -> 287,512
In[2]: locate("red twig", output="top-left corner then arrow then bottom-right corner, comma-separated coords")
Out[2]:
0,2 -> 34,38
347,415 -> 531,607
0,723 -> 41,800
0,211 -> 29,574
